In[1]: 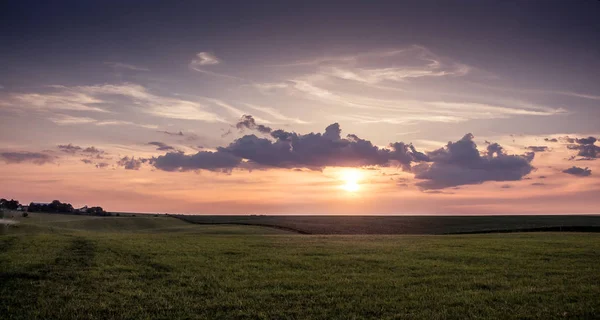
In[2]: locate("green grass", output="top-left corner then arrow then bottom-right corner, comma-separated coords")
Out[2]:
1,213 -> 599,319
3,212 -> 291,234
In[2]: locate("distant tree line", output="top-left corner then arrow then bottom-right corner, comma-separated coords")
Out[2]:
1,197 -> 108,216
28,200 -> 75,213
0,198 -> 20,210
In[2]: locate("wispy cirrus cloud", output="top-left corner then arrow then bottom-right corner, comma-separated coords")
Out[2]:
34,83 -> 226,123
245,103 -> 310,124
104,62 -> 150,72
202,98 -> 273,124
256,80 -> 565,124
3,90 -> 108,113
272,45 -> 471,84
49,114 -> 158,129
48,114 -> 97,125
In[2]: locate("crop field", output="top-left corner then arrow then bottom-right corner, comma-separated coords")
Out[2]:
1,212 -> 599,319
176,214 -> 600,234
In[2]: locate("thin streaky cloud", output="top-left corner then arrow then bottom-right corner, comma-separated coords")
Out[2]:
95,120 -> 158,129
49,114 -> 97,125
189,66 -> 248,81
245,103 -> 310,124
277,80 -> 565,123
205,98 -> 272,123
104,62 -> 150,72
266,47 -> 417,67
5,91 -> 109,113
48,114 -> 158,129
555,91 -> 600,101
467,81 -> 600,102
76,83 -> 225,122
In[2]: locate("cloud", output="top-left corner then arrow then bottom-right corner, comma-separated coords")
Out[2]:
561,136 -> 576,143
57,144 -> 103,155
544,138 -> 558,142
117,156 -> 145,170
190,52 -> 220,66
567,136 -> 599,160
15,83 -> 222,123
49,115 -> 97,125
275,46 -> 470,83
152,151 -> 242,172
82,146 -> 103,154
48,114 -> 157,129
188,52 -> 245,81
104,62 -> 150,71
245,103 -> 310,124
0,152 -> 54,165
575,137 -> 597,145
95,120 -> 158,129
4,90 -> 108,113
152,120 -> 427,172
562,166 -> 592,177
80,159 -> 93,164
412,133 -> 535,189
221,128 -> 232,138
96,162 -> 109,169
77,83 -> 224,122
148,141 -> 175,151
259,80 -> 565,125
159,130 -> 184,136
236,115 -> 273,134
58,144 -> 82,154
527,146 -> 549,152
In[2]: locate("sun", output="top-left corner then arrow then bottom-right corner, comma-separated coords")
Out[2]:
340,169 -> 361,192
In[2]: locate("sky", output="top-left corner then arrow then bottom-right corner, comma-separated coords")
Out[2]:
1,0 -> 599,214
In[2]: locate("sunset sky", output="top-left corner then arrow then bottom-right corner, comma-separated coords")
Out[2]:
1,1 -> 599,214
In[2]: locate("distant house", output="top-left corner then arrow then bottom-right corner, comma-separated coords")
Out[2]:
16,205 -> 28,211
75,206 -> 89,214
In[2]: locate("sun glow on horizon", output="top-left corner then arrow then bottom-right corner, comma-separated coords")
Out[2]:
340,169 -> 362,192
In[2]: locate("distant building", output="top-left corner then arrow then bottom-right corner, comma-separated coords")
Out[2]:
75,206 -> 89,214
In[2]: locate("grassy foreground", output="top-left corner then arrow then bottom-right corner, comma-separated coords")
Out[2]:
1,214 -> 599,319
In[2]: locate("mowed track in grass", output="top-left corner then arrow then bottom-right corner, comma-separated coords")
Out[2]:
1,213 -> 600,319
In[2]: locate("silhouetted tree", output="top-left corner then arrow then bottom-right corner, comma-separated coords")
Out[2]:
86,206 -> 105,215
0,198 -> 20,210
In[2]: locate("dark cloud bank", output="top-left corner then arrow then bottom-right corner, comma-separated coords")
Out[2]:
151,115 -> 537,190
0,152 -> 54,165
567,136 -> 599,160
118,156 -> 146,170
148,141 -> 175,151
58,144 -> 104,155
563,166 -> 592,177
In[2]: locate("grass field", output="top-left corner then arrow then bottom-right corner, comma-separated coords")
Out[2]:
1,212 -> 600,319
